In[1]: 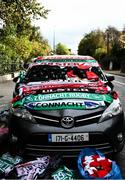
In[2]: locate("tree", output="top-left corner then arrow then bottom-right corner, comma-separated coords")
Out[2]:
105,26 -> 121,49
0,0 -> 51,75
105,26 -> 123,70
0,0 -> 49,26
55,43 -> 71,55
94,48 -> 107,61
0,0 -> 49,38
78,29 -> 106,59
0,42 -> 21,74
30,39 -> 51,58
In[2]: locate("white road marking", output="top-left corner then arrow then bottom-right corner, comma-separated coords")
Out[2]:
105,73 -> 125,79
0,104 -> 5,107
105,73 -> 125,85
113,74 -> 125,79
114,81 -> 125,86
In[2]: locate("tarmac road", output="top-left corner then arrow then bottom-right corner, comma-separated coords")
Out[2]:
112,74 -> 125,177
0,76 -> 125,178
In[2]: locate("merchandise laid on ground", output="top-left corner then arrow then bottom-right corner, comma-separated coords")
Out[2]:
0,145 -> 122,179
0,55 -> 125,179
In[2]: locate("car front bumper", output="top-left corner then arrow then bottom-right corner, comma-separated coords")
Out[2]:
9,112 -> 125,157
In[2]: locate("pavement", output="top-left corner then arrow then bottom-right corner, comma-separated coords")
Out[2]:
104,70 -> 125,77
0,72 -> 19,83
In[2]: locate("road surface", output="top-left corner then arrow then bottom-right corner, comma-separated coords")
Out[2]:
112,75 -> 125,177
0,75 -> 125,177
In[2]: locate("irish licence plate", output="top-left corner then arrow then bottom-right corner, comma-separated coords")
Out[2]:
48,133 -> 89,142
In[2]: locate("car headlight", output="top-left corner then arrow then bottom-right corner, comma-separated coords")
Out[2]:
99,99 -> 123,123
12,108 -> 36,123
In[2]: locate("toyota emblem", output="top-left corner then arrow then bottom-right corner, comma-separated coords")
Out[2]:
61,116 -> 74,128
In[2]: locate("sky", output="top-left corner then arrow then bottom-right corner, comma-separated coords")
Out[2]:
34,0 -> 125,54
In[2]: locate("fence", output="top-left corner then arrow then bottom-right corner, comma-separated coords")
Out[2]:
0,62 -> 23,75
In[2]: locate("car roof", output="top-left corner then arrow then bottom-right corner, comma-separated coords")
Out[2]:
29,55 -> 99,68
33,55 -> 94,61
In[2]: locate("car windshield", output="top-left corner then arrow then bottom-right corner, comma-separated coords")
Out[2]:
24,64 -> 106,82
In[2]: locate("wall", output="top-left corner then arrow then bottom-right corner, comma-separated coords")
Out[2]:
0,72 -> 19,83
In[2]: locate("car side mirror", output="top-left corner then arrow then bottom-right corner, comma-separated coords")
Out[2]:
13,76 -> 19,83
23,63 -> 29,69
106,75 -> 115,81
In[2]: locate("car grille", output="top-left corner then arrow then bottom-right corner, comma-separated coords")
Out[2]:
31,110 -> 104,127
25,143 -> 113,158
24,132 -> 113,157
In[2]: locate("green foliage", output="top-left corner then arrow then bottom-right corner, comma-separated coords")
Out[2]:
105,26 -> 121,48
0,0 -> 49,26
0,43 -> 21,74
94,48 -> 107,60
0,0 -> 52,74
78,27 -> 125,70
104,26 -> 124,69
78,30 -> 106,58
0,0 -> 49,38
30,39 -> 51,59
55,43 -> 71,55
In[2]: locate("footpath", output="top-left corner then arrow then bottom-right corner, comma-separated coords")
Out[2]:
0,72 -> 19,83
104,70 -> 125,77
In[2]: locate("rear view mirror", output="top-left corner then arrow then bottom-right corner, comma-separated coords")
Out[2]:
23,63 -> 29,69
106,75 -> 115,81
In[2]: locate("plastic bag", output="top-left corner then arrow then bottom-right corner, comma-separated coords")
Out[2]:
77,148 -> 122,179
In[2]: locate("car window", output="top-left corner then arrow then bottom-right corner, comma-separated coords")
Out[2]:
24,64 -> 106,82
90,67 -> 106,81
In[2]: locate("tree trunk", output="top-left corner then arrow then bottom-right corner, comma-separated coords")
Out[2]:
121,61 -> 125,73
